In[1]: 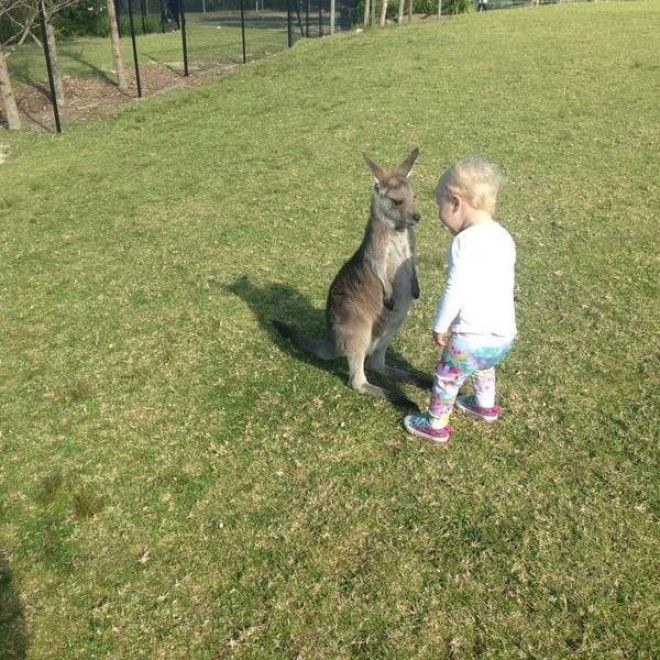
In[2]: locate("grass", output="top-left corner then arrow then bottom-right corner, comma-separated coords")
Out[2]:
1,1 -> 659,656
8,13 -> 289,83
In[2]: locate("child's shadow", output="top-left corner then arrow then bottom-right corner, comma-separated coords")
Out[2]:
225,275 -> 432,413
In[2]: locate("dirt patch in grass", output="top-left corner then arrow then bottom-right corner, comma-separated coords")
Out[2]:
4,63 -> 237,132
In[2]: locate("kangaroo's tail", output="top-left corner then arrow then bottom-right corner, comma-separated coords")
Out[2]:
272,320 -> 339,360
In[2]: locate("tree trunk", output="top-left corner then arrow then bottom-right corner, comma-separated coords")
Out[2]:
379,0 -> 388,26
407,0 -> 412,22
363,0 -> 370,27
398,0 -> 404,23
0,50 -> 21,130
330,0 -> 335,34
107,0 -> 128,91
44,20 -> 64,105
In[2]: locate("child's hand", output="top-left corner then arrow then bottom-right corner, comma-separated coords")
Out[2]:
433,331 -> 448,347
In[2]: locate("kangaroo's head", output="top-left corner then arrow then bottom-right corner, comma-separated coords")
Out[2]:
364,148 -> 421,231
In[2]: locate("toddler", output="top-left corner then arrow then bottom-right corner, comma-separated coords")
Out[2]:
404,157 -> 516,443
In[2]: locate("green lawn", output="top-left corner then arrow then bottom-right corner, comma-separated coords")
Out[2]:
1,2 -> 659,657
8,15 -> 288,83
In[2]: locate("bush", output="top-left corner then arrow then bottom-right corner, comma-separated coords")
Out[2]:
55,1 -> 109,37
54,1 -> 165,38
0,6 -> 36,45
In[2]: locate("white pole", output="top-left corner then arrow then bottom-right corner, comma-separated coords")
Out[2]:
331,0 -> 335,33
438,0 -> 441,20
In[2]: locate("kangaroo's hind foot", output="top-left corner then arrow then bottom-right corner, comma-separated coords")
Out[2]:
348,353 -> 419,413
367,350 -> 434,390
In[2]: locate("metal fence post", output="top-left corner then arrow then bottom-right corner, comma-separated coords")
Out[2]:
115,0 -> 123,37
240,0 -> 247,64
38,0 -> 61,133
140,0 -> 147,32
179,0 -> 189,76
127,0 -> 143,97
306,0 -> 310,37
287,0 -> 293,47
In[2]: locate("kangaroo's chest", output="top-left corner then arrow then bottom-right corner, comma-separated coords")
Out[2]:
384,232 -> 414,284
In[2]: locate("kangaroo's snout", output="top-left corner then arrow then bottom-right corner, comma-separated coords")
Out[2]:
405,210 -> 421,227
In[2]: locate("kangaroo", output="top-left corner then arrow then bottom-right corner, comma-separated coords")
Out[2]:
273,149 -> 426,408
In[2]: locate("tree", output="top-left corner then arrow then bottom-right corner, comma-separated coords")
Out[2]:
24,0 -> 82,107
40,0 -> 64,103
0,0 -> 37,129
106,0 -> 127,91
379,0 -> 388,27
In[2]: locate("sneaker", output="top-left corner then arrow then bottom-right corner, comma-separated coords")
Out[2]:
455,394 -> 501,422
403,413 -> 451,444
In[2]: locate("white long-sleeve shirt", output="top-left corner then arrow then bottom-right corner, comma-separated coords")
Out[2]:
433,220 -> 517,338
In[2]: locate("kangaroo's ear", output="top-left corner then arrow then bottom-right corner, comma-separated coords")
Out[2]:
363,153 -> 387,186
396,148 -> 420,179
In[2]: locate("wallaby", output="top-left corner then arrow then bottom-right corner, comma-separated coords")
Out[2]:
273,149 -> 427,408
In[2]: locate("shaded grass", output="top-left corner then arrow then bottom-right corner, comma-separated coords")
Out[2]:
8,19 -> 287,83
1,2 -> 659,657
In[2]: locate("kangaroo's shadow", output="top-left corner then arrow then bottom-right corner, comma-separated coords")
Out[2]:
225,275 -> 432,413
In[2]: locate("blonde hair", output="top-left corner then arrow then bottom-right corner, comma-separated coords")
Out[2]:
435,157 -> 503,215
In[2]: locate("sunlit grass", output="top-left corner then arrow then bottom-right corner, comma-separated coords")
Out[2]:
1,2 -> 658,656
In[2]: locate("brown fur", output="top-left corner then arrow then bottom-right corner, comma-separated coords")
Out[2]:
273,149 -> 425,408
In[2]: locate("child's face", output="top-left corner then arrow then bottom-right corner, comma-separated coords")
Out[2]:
437,193 -> 464,235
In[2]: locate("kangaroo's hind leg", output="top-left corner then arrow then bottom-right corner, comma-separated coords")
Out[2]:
367,335 -> 434,390
344,328 -> 419,410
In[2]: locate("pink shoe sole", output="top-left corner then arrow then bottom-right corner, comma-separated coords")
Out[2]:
455,397 -> 501,422
403,415 -> 452,444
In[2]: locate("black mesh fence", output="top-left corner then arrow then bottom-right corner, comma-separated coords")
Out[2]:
108,0 -> 569,78
112,0 -> 358,74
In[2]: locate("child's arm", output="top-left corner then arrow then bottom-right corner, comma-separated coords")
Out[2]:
432,239 -> 469,337
433,331 -> 448,347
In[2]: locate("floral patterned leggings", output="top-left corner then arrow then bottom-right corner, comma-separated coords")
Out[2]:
429,334 -> 514,426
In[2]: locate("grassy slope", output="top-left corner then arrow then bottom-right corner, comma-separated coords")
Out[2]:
8,18 -> 287,83
1,2 -> 659,657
